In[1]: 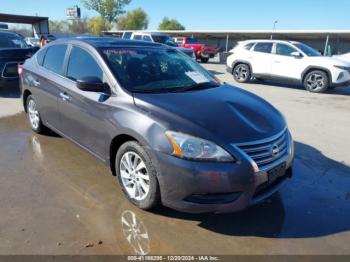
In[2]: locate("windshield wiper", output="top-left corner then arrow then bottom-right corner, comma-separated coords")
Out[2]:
131,82 -> 220,94
176,82 -> 220,92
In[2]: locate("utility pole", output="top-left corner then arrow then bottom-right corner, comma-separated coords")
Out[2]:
271,20 -> 278,39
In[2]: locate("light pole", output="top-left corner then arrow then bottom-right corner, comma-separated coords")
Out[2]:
271,20 -> 278,39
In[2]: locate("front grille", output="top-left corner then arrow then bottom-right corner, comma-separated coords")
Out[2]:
2,62 -> 20,78
237,130 -> 289,170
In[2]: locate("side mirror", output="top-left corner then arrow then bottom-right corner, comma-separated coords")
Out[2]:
77,77 -> 105,92
291,51 -> 302,58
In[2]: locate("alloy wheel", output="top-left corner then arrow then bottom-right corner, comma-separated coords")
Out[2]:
234,65 -> 249,81
119,152 -> 150,201
28,99 -> 40,130
306,73 -> 325,91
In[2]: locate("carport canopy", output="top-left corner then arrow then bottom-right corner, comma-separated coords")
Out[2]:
0,13 -> 49,37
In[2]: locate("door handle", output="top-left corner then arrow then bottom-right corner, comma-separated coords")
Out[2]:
59,92 -> 71,101
33,79 -> 40,87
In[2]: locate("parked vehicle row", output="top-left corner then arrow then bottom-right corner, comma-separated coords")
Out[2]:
122,32 -> 218,63
122,32 -> 195,59
226,39 -> 350,93
174,37 -> 218,63
20,37 -> 294,213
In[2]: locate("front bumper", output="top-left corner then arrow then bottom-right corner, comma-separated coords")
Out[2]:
331,69 -> 350,87
153,142 -> 293,214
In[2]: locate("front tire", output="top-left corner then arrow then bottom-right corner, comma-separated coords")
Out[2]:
303,70 -> 329,93
115,141 -> 160,210
26,95 -> 45,134
233,63 -> 251,83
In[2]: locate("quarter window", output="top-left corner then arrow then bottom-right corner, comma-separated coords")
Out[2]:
43,45 -> 67,75
67,46 -> 103,81
254,42 -> 273,54
243,43 -> 254,50
276,44 -> 298,56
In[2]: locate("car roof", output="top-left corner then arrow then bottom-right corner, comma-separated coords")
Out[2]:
51,37 -> 164,49
239,39 -> 301,45
132,32 -> 169,36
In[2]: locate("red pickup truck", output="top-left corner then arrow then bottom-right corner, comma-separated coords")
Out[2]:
174,37 -> 218,63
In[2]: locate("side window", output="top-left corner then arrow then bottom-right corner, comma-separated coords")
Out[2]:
67,46 -> 103,81
133,35 -> 142,40
276,43 -> 298,56
142,35 -> 152,42
36,48 -> 47,66
43,45 -> 68,75
243,43 -> 254,51
254,42 -> 273,54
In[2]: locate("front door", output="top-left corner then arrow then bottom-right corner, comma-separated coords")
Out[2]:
271,43 -> 305,80
57,46 -> 110,159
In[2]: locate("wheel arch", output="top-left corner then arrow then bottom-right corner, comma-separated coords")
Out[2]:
301,66 -> 332,85
231,60 -> 253,75
22,89 -> 32,113
109,133 -> 140,176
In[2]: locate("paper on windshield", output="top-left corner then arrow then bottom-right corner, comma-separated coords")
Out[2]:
185,71 -> 209,84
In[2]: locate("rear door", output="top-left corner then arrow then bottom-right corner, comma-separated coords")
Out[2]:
31,44 -> 68,130
250,42 -> 273,76
57,45 -> 111,159
271,43 -> 305,80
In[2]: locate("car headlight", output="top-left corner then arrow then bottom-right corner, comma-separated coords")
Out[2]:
334,65 -> 350,71
165,131 -> 235,162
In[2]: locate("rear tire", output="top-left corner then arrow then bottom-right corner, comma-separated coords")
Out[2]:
233,63 -> 251,83
303,70 -> 329,93
26,95 -> 46,134
115,141 -> 161,210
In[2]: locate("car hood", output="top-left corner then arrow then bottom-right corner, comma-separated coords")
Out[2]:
133,84 -> 286,144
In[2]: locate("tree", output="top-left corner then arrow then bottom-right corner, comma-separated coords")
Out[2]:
67,17 -> 91,34
49,20 -> 69,33
81,0 -> 131,23
158,17 -> 185,30
88,16 -> 111,35
117,8 -> 149,30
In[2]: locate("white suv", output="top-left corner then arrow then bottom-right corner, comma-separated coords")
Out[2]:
226,40 -> 350,93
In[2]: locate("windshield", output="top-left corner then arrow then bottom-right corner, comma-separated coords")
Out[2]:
152,35 -> 178,47
152,35 -> 171,44
101,47 -> 218,93
0,34 -> 28,49
294,43 -> 321,57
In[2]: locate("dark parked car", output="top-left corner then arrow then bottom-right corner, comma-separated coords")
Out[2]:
20,38 -> 294,213
0,31 -> 39,88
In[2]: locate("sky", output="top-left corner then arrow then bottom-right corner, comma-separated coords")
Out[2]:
0,0 -> 349,30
